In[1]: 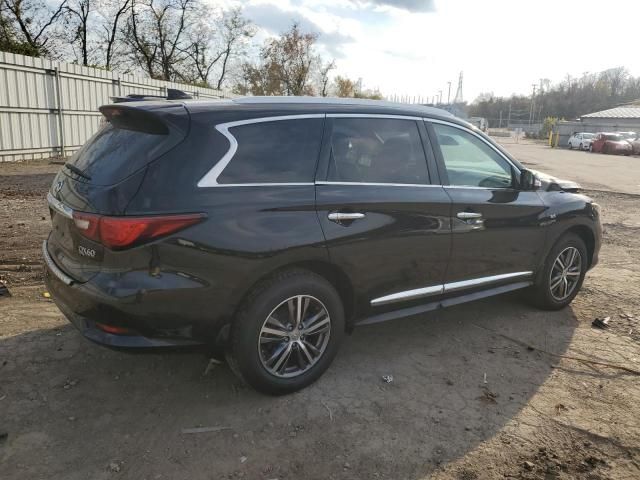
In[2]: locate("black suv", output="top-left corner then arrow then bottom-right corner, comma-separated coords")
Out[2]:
44,97 -> 602,394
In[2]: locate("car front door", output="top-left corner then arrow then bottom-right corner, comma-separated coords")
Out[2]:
426,120 -> 547,291
315,115 -> 451,320
592,134 -> 604,152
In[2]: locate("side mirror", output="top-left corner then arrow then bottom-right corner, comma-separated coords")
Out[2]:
520,169 -> 540,191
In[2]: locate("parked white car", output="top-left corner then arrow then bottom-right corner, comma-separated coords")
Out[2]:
567,132 -> 595,150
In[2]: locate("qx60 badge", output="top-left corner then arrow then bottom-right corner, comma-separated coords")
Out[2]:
78,245 -> 96,258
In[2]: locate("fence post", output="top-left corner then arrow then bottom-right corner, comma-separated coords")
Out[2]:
53,67 -> 66,158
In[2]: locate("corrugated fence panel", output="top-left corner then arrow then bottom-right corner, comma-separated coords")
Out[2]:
0,51 -> 233,162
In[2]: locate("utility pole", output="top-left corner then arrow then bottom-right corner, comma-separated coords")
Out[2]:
447,81 -> 451,104
499,110 -> 503,128
529,84 -> 537,125
438,90 -> 442,104
508,102 -> 512,128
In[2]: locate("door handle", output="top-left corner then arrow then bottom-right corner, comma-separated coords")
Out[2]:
328,212 -> 366,223
456,212 -> 482,220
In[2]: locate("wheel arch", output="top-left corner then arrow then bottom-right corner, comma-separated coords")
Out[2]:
565,224 -> 596,269
216,259 -> 357,347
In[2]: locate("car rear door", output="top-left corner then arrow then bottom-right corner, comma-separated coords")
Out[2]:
426,120 -> 547,290
314,115 -> 451,320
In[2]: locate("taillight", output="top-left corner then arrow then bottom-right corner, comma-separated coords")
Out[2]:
72,212 -> 204,250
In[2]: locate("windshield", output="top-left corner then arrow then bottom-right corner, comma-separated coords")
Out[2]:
582,133 -> 594,139
604,134 -> 623,141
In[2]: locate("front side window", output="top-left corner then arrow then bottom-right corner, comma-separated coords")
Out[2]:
218,118 -> 324,184
433,123 -> 513,189
328,118 -> 429,184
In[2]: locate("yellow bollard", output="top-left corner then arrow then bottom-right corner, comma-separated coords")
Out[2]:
548,130 -> 553,147
554,132 -> 560,147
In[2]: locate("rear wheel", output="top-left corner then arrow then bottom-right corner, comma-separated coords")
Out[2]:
227,269 -> 345,395
530,233 -> 587,310
579,143 -> 584,150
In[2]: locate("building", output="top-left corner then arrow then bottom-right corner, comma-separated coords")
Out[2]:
555,103 -> 640,146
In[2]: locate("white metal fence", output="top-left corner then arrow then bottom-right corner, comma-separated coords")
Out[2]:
0,52 -> 233,162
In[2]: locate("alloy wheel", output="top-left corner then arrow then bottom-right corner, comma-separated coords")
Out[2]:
549,246 -> 582,301
258,295 -> 331,378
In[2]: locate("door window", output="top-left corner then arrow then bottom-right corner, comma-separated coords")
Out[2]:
328,118 -> 429,184
433,123 -> 513,188
218,118 -> 324,184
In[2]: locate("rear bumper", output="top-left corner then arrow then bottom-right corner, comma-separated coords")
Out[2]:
43,240 -> 209,350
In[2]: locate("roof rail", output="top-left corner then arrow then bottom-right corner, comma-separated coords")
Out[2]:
111,88 -> 193,103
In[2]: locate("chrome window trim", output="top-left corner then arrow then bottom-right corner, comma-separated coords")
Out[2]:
425,118 -> 521,178
197,114 -> 325,188
316,181 -> 442,188
42,240 -> 74,286
47,192 -> 73,219
327,113 -> 423,121
209,182 -> 315,188
370,271 -> 533,306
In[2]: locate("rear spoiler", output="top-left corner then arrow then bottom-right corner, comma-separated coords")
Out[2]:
110,88 -> 193,104
98,103 -> 189,136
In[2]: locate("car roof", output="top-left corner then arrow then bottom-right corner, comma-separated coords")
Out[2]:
115,95 -> 464,123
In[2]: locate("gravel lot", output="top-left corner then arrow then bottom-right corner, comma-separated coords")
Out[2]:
1,145 -> 639,480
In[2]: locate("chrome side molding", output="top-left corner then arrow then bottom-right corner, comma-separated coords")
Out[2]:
371,285 -> 443,306
371,271 -> 533,306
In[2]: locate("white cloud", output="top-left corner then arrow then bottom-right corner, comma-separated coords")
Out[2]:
236,0 -> 640,102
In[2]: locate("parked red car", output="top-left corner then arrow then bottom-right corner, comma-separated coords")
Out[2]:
590,133 -> 632,155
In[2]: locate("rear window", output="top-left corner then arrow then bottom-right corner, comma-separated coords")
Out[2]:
217,118 -> 324,184
604,134 -> 622,140
66,106 -> 187,186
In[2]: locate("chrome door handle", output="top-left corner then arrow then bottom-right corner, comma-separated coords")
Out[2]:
457,212 -> 482,220
328,212 -> 366,222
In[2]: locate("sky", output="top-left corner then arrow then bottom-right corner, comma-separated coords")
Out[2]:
223,0 -> 640,103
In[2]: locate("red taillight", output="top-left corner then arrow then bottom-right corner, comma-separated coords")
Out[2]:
95,322 -> 133,335
72,212 -> 204,250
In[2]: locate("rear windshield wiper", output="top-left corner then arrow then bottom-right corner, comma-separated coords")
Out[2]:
64,163 -> 92,181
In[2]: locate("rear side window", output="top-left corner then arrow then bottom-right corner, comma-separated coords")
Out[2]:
218,118 -> 324,184
328,118 -> 429,185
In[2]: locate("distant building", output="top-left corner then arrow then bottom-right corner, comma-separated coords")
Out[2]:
555,103 -> 640,146
580,105 -> 640,129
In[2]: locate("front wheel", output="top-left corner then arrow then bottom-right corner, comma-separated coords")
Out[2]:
529,233 -> 587,310
227,269 -> 345,395
579,143 -> 584,150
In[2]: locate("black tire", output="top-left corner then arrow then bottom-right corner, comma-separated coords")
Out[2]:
579,143 -> 583,150
529,233 -> 588,310
568,143 -> 572,149
227,269 -> 345,395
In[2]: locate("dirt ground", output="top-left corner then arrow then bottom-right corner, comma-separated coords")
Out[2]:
1,151 -> 640,480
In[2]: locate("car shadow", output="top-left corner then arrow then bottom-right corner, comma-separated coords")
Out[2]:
0,292 -> 577,480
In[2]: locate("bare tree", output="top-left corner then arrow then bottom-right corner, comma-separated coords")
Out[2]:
64,0 -> 91,65
125,0 -> 193,80
1,0 -> 68,56
240,22 -> 319,96
334,75 -> 356,97
96,0 -> 130,70
317,59 -> 335,97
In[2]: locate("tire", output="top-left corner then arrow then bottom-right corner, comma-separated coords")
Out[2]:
529,233 -> 588,310
227,269 -> 345,395
603,144 -> 608,155
579,143 -> 583,150
568,142 -> 572,149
